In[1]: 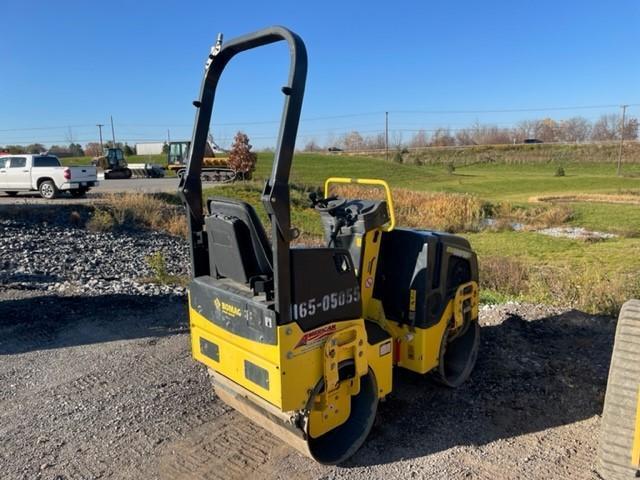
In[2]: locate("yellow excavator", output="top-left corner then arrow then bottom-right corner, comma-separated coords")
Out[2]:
179,26 -> 480,464
167,140 -> 235,183
599,299 -> 640,479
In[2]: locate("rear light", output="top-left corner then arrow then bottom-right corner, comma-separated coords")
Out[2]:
63,168 -> 71,180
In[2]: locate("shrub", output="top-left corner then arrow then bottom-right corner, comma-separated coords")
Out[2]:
146,251 -> 170,284
407,155 -> 424,166
446,162 -> 455,174
393,150 -> 403,164
228,131 -> 257,180
554,166 -> 566,177
480,256 -> 529,296
88,193 -> 187,237
528,265 -> 639,316
87,209 -> 115,232
480,258 -> 638,315
492,202 -> 573,229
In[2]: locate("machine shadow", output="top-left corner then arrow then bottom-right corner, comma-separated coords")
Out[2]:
345,309 -> 615,467
0,293 -> 188,355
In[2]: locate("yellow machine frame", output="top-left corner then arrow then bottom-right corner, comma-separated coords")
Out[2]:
190,176 -> 479,445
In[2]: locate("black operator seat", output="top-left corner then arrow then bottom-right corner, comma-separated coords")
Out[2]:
205,197 -> 273,291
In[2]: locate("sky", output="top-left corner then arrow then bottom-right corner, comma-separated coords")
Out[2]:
1,0 -> 639,149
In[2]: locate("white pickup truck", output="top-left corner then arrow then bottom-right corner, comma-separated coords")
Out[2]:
0,154 -> 98,199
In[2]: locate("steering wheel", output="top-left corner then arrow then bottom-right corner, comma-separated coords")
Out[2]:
314,196 -> 346,213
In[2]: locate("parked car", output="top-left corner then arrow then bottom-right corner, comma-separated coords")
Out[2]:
0,154 -> 99,199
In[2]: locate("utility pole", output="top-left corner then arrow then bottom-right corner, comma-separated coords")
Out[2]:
167,129 -> 171,144
385,111 -> 389,161
617,104 -> 627,176
96,124 -> 104,151
110,115 -> 116,147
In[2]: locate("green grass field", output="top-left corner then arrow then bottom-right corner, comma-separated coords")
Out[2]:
253,151 -> 640,202
214,148 -> 640,314
70,143 -> 640,314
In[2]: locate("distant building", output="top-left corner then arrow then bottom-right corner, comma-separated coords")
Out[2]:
135,142 -> 165,155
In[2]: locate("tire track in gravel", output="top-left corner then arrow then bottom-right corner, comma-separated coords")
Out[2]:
158,412 -> 295,480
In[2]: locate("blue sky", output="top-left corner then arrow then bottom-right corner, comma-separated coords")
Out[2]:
1,0 -> 639,149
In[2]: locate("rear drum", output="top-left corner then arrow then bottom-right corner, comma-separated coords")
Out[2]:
435,321 -> 480,388
307,369 -> 379,465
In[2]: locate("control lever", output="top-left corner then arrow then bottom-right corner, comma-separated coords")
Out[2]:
308,191 -> 319,208
328,216 -> 346,247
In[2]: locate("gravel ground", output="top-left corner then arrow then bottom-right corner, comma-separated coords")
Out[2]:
0,214 -> 188,296
0,209 -> 617,480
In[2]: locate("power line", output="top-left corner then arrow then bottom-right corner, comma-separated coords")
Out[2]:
2,103 -> 638,134
0,124 -> 98,132
392,103 -> 640,115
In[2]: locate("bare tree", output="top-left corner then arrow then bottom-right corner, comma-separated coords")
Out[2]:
430,128 -> 455,146
303,139 -> 321,152
390,130 -> 404,149
624,117 -> 639,140
455,128 -> 475,145
409,130 -> 429,148
592,114 -> 620,141
534,118 -> 560,143
342,131 -> 364,151
363,132 -> 386,150
558,117 -> 591,142
515,120 -> 538,141
84,142 -> 103,157
463,122 -> 512,145
483,126 -> 512,144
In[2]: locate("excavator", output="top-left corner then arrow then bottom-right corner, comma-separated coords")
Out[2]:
167,139 -> 235,183
179,26 -> 480,464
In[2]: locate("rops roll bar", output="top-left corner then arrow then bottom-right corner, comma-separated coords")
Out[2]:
178,26 -> 307,322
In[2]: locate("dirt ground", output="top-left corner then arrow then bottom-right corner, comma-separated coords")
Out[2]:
0,287 -> 615,480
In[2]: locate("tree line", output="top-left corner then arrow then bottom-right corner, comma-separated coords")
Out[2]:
304,113 -> 639,151
0,141 -> 136,156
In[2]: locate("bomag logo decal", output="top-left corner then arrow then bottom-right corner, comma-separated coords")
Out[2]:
213,297 -> 242,317
294,324 -> 336,349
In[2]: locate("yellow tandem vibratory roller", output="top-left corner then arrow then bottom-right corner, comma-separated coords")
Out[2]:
179,26 -> 481,464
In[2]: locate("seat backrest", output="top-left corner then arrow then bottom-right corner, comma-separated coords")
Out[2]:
205,197 -> 272,285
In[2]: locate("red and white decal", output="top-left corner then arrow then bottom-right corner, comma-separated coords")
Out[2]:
365,276 -> 374,289
294,324 -> 337,349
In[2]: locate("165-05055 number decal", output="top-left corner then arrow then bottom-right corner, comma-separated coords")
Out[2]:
291,287 -> 360,321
